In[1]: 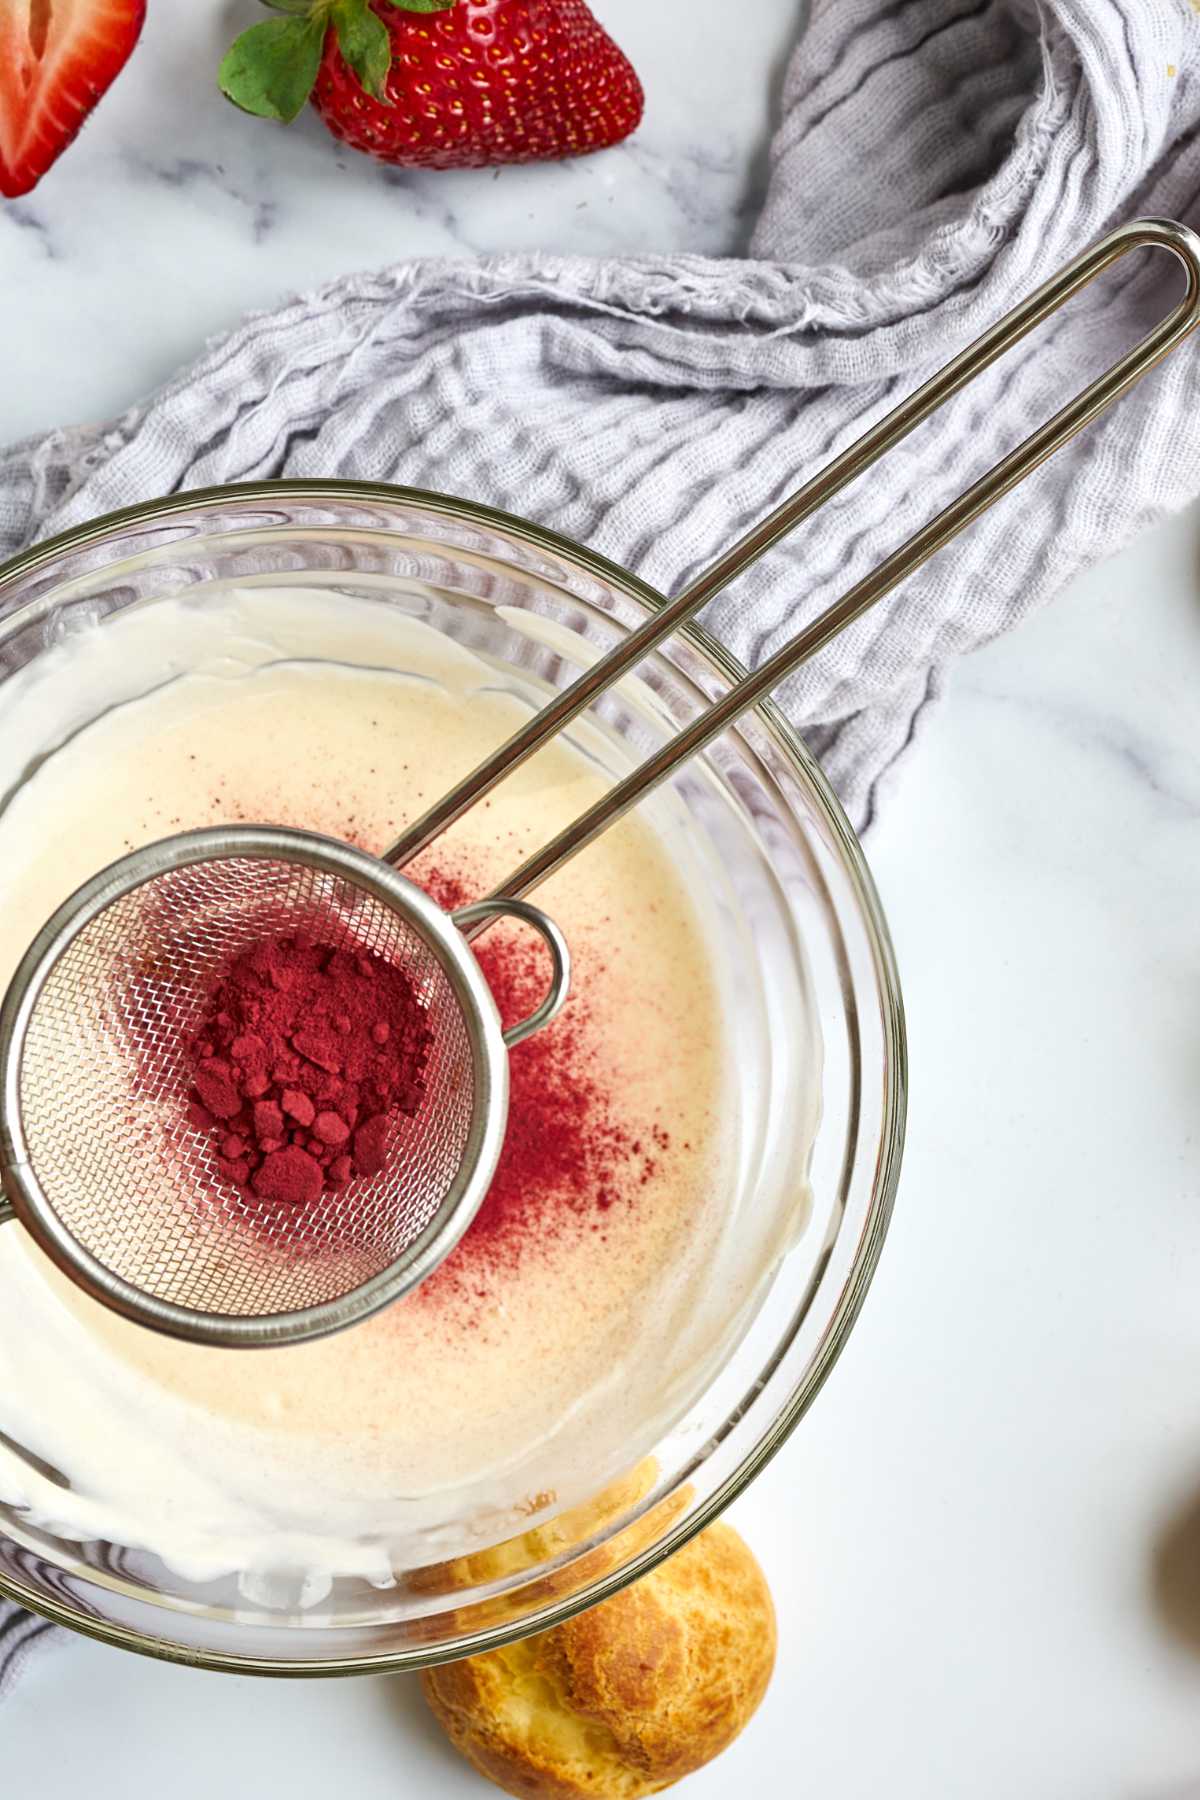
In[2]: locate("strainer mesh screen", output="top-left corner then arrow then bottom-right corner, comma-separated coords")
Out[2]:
16,858 -> 477,1317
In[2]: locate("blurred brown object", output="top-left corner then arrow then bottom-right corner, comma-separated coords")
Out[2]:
420,1521 -> 775,1798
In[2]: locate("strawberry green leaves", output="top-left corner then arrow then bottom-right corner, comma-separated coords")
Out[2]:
219,13 -> 326,121
219,0 -> 457,122
329,0 -> 392,101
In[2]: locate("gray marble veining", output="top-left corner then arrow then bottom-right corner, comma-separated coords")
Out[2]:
0,0 -> 795,442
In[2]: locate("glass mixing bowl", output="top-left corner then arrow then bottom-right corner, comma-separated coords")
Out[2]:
0,482 -> 905,1674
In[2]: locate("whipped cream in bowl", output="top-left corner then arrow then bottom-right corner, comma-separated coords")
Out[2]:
0,486 -> 902,1668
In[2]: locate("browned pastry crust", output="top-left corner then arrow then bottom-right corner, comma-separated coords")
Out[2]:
420,1521 -> 776,1798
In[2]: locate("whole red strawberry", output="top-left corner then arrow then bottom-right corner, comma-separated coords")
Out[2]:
220,0 -> 643,171
0,0 -> 146,198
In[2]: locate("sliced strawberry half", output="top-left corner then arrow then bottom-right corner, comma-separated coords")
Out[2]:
0,0 -> 146,198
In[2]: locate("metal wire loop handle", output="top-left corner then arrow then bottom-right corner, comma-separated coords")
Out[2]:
451,898 -> 571,1047
381,216 -> 1200,916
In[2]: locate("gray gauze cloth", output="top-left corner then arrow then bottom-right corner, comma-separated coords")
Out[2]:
3,0 -> 1200,1689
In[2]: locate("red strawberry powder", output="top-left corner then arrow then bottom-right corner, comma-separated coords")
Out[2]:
416,867 -> 669,1290
187,934 -> 431,1204
182,862 -> 670,1277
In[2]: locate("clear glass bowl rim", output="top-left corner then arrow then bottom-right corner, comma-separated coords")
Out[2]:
0,479 -> 908,1676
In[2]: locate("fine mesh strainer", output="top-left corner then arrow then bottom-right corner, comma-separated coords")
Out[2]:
0,829 -> 568,1348
1,216 -> 1198,1349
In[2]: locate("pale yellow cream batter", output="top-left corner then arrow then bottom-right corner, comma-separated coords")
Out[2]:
0,586 -> 791,1596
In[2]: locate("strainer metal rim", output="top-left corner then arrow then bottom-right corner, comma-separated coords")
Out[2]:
0,825 -> 510,1349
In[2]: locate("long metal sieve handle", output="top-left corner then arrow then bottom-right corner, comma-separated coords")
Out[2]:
460,217 -> 1200,914
381,217 -> 1200,886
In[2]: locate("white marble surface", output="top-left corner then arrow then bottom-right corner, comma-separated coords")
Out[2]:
0,0 -> 799,445
5,3 -> 1200,1796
